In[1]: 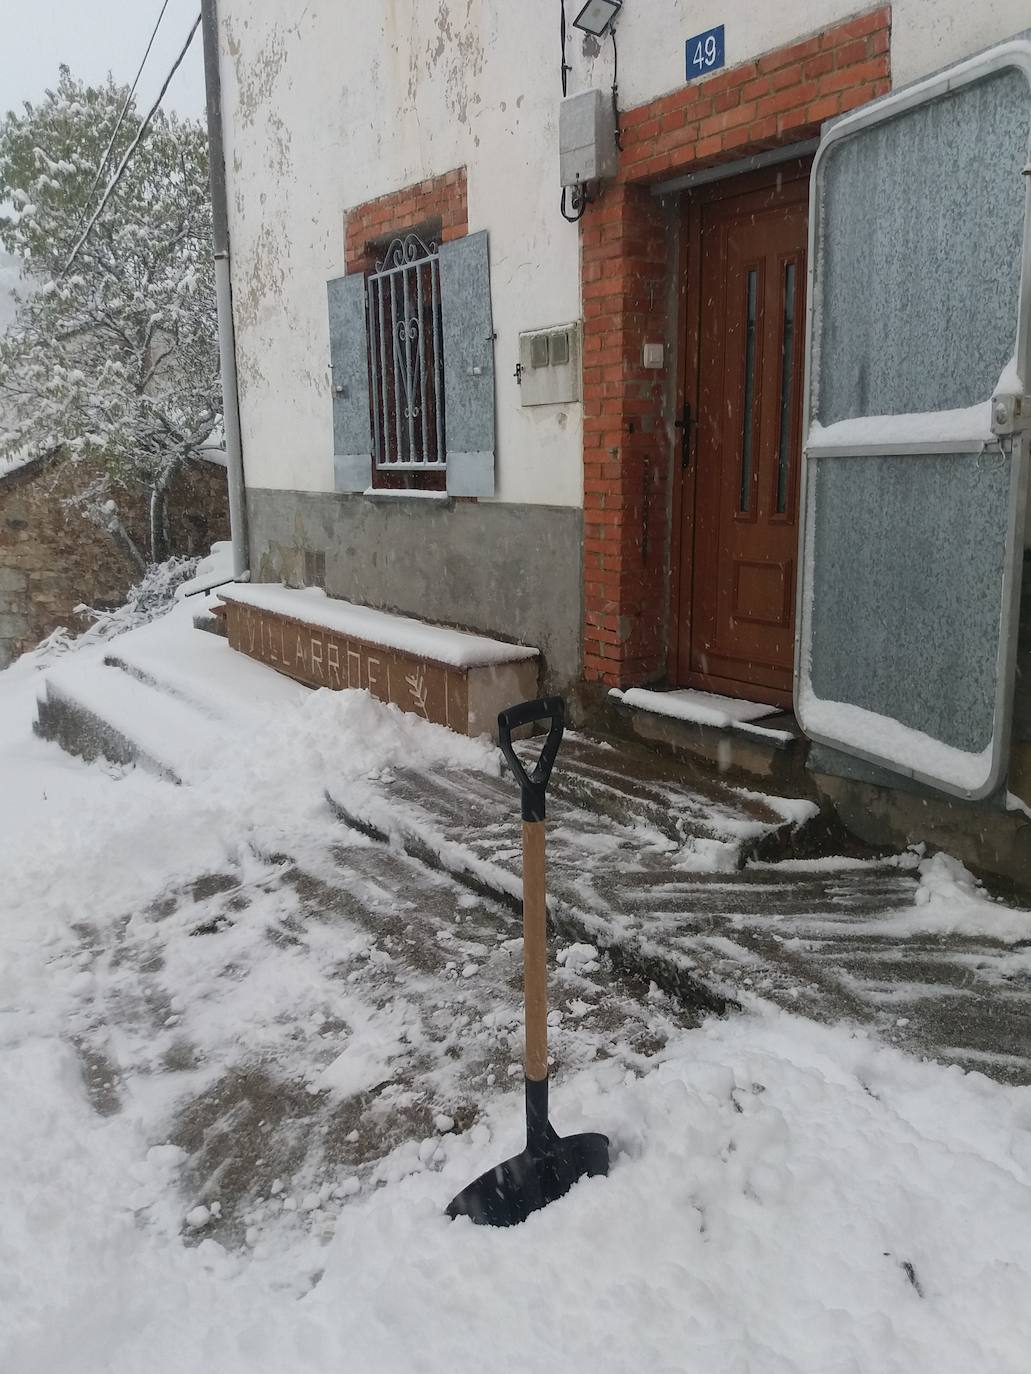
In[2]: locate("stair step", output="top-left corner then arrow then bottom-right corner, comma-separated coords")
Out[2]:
103,612 -> 307,721
36,659 -> 223,782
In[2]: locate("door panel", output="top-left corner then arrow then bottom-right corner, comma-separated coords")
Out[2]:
797,47 -> 1031,799
676,169 -> 808,705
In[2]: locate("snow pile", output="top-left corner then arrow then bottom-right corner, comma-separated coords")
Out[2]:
879,851 -> 1031,944
807,400 -> 994,451
174,539 -> 233,598
796,684 -> 995,796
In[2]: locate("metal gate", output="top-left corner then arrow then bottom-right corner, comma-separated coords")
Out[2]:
796,40 -> 1031,799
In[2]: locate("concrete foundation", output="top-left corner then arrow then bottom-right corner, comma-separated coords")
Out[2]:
246,488 -> 582,693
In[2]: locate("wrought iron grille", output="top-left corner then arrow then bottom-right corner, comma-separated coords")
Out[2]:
367,233 -> 446,470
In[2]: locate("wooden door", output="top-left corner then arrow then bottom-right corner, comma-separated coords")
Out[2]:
673,165 -> 809,708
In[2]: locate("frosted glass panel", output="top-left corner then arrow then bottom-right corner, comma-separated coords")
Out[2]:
808,451 -> 1012,754
799,45 -> 1031,797
818,68 -> 1029,424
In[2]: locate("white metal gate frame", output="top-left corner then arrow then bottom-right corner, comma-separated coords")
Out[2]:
794,39 -> 1031,800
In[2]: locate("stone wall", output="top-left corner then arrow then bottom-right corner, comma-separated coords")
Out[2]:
0,456 -> 229,668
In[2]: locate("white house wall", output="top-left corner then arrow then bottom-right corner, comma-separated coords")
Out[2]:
219,0 -> 581,506
218,0 -> 1030,507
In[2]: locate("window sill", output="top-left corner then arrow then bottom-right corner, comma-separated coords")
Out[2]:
361,487 -> 453,506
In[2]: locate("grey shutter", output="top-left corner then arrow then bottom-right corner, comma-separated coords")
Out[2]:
438,231 -> 496,497
796,43 -> 1031,799
327,274 -> 372,492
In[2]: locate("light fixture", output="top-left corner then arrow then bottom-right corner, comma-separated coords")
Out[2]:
571,0 -> 622,39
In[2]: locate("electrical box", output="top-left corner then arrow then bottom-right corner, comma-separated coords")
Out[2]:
518,323 -> 582,406
559,89 -> 618,189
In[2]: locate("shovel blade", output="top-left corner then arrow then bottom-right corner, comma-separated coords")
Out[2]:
446,1130 -> 609,1227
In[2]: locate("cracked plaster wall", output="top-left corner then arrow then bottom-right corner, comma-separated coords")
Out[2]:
219,0 -> 585,506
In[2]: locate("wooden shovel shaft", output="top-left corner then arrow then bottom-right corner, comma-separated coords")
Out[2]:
522,819 -> 549,1082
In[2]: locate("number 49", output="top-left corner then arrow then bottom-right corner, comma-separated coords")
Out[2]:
692,33 -> 719,70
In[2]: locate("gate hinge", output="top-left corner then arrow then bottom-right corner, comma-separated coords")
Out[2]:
991,392 -> 1031,438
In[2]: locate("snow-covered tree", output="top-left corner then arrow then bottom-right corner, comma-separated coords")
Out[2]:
0,67 -> 219,561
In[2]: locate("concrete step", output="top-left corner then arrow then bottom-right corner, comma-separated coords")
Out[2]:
35,658 -> 221,782
34,604 -> 307,780
596,690 -> 810,796
323,745 -> 1031,1082
324,738 -> 868,1016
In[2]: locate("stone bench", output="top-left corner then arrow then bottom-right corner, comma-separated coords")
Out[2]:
217,584 -> 539,738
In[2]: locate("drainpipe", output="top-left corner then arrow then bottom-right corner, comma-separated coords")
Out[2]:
200,0 -> 249,583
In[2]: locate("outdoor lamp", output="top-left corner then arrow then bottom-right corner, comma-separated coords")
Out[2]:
571,0 -> 622,38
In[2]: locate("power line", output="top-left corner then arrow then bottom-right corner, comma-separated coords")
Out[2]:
62,11 -> 201,278
75,0 -> 172,230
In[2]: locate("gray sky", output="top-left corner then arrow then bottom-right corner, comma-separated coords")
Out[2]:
0,0 -> 206,119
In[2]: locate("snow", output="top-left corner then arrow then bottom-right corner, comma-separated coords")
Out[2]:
614,687 -> 793,741
798,680 -> 994,794
3,997 -> 1031,1372
173,540 -> 235,598
734,788 -> 820,827
361,486 -> 450,500
219,583 -> 540,668
2,596 -> 1031,1371
865,852 -> 1031,944
0,447 -> 38,479
807,400 -> 994,451
996,353 -> 1024,397
623,686 -> 778,724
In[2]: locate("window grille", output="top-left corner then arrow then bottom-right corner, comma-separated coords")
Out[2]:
367,233 -> 446,471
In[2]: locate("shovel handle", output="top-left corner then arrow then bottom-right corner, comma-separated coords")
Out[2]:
498,699 -> 564,1086
522,818 -> 549,1083
498,697 -> 565,822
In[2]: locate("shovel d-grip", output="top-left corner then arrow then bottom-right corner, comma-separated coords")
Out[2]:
497,696 -> 565,822
446,697 -> 609,1226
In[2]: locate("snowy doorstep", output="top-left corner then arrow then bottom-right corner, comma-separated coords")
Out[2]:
614,686 -> 793,742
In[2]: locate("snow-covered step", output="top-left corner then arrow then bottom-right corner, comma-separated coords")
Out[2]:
324,739 -> 840,1013
607,684 -> 808,791
324,769 -> 1031,1073
35,657 -> 224,783
103,607 -> 307,722
611,686 -> 795,744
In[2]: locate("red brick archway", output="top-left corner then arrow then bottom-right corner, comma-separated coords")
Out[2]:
580,7 -> 891,688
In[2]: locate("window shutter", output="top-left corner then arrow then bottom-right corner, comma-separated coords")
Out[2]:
327,274 -> 372,493
438,231 -> 496,497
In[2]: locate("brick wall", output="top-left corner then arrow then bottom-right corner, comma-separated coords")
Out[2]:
580,7 -> 892,687
0,455 -> 229,667
344,168 -> 468,275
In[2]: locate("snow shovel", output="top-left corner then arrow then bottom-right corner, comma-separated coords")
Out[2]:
446,696 -> 609,1227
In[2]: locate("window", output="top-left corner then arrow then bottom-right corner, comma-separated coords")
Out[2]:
365,229 -> 446,491
328,220 -> 495,500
